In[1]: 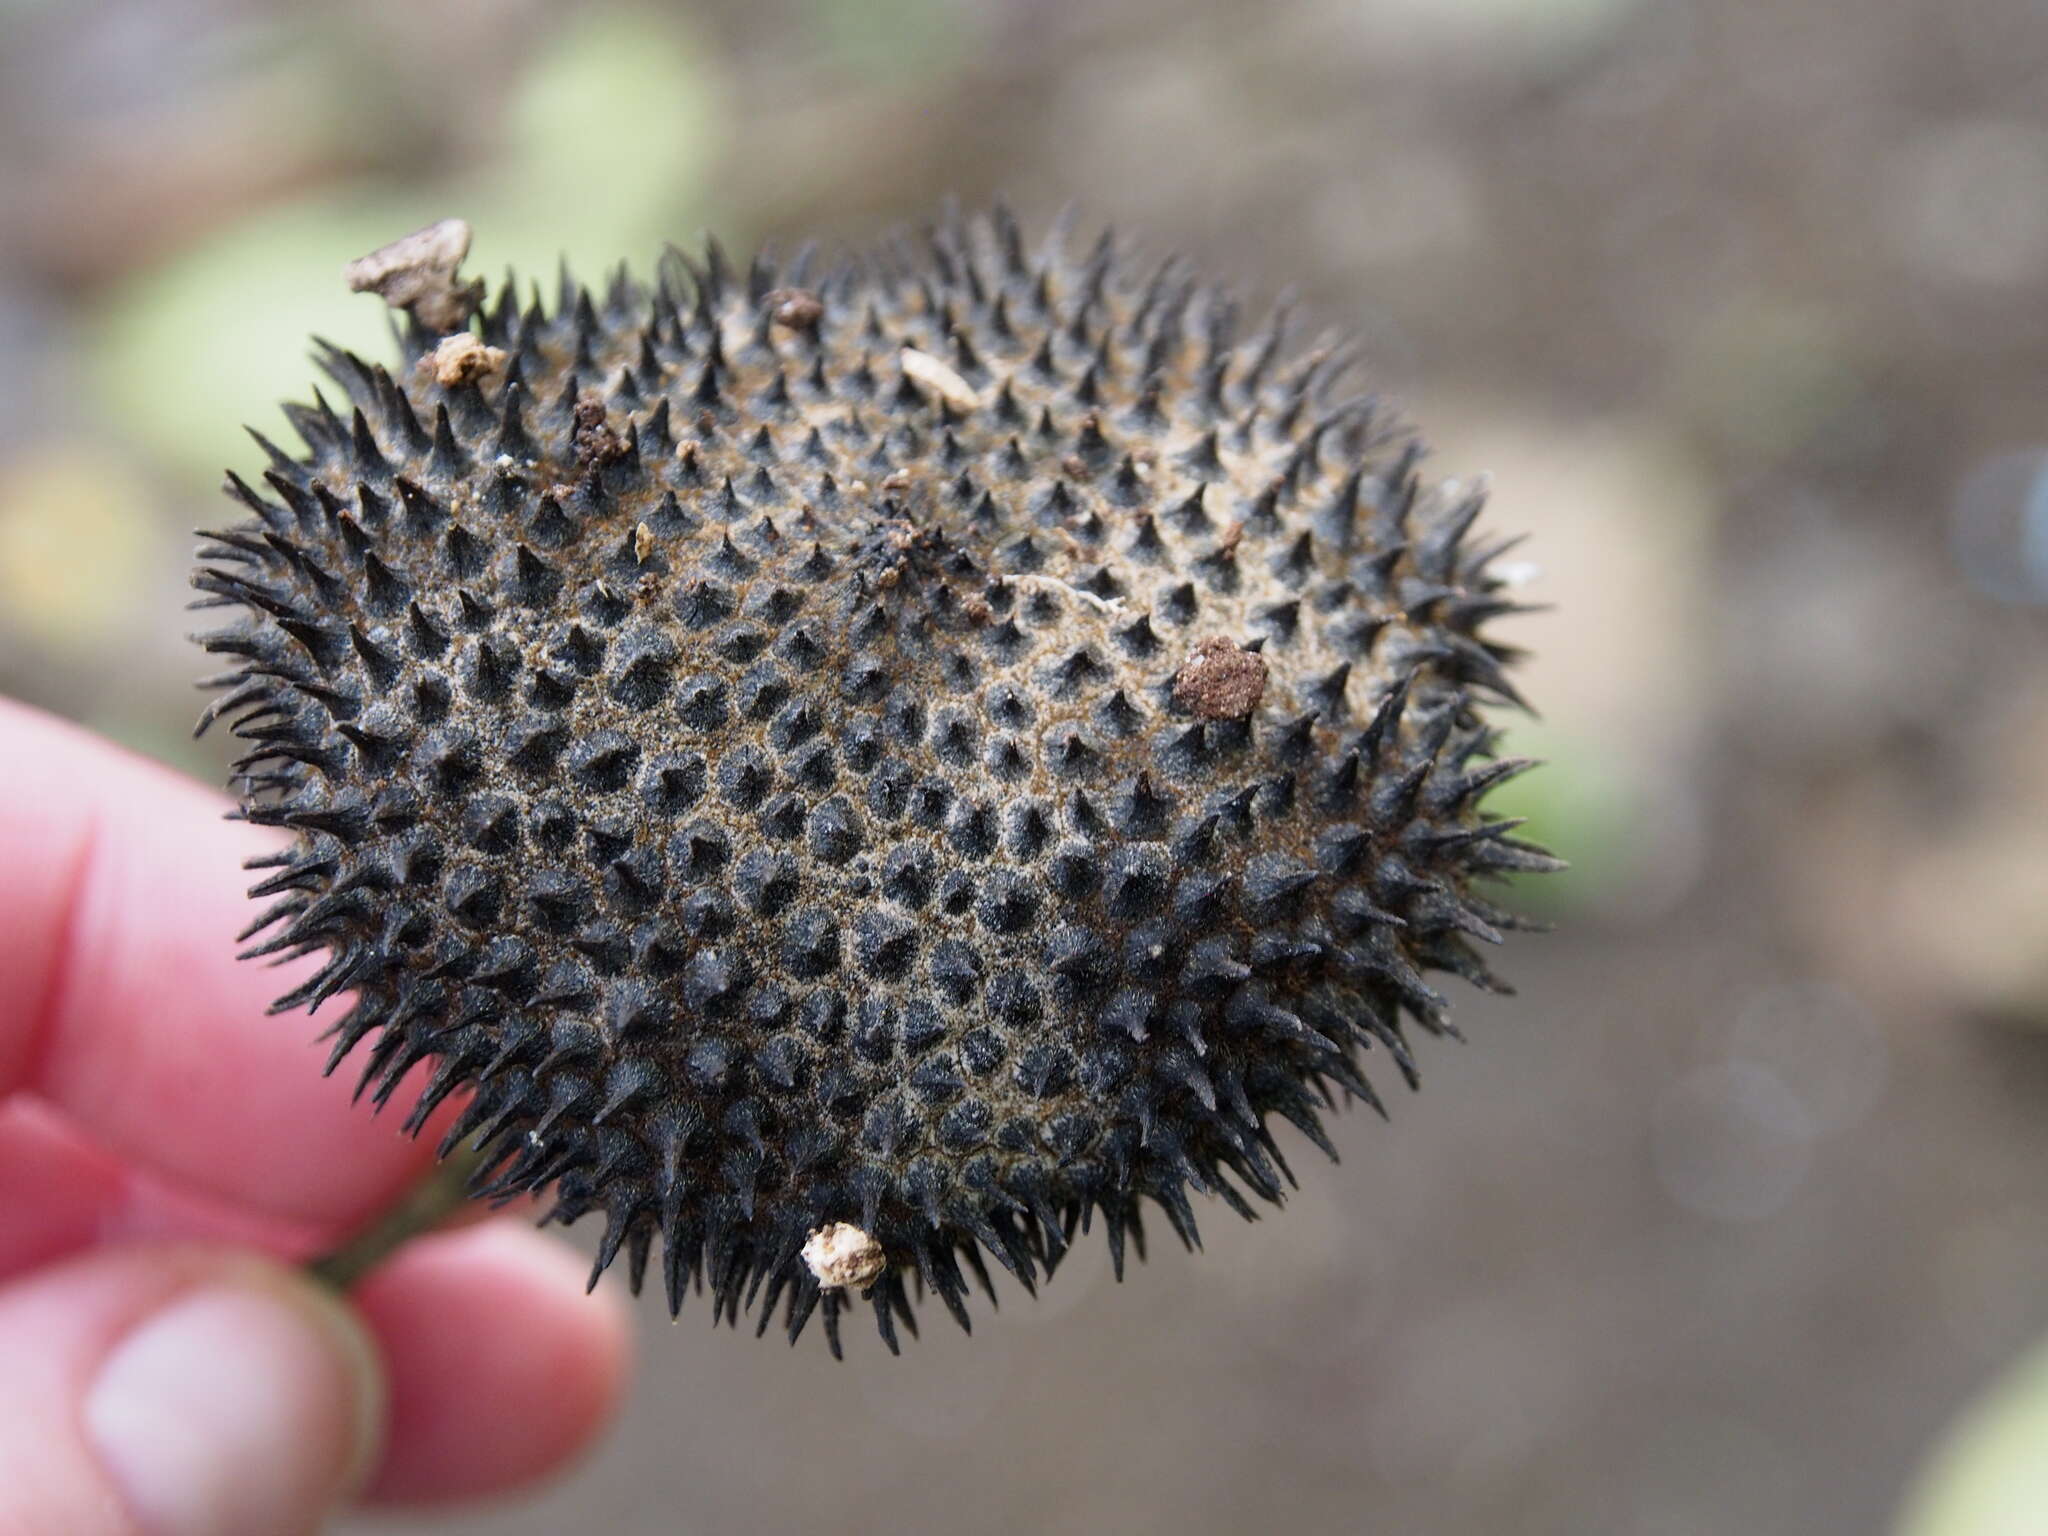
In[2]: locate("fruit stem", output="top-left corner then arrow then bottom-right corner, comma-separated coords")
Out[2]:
307,1140 -> 491,1291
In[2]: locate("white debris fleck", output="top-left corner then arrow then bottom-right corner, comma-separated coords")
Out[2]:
803,1223 -> 887,1290
899,347 -> 982,411
1006,571 -> 1126,616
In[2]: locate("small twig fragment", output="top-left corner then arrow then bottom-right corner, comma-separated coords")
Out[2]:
345,218 -> 483,332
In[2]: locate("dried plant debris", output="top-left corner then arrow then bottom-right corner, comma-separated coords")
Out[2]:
420,332 -> 506,388
194,207 -> 1555,1355
802,1223 -> 888,1290
344,218 -> 484,333
1173,636 -> 1270,721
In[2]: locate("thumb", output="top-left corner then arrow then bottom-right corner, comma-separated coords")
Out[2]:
0,1242 -> 385,1536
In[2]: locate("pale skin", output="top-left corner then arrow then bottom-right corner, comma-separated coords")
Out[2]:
0,697 -> 630,1533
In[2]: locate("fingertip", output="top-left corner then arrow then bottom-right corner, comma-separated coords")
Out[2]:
0,1241 -> 385,1536
86,1268 -> 386,1535
353,1220 -> 632,1505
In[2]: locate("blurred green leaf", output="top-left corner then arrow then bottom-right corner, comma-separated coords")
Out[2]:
481,5 -> 718,278
88,5 -> 716,497
91,195 -> 431,493
1477,721 -> 1625,915
0,445 -> 158,653
1900,1334 -> 2048,1536
799,0 -> 971,79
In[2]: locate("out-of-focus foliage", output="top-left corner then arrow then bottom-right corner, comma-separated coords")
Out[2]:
0,445 -> 155,655
90,6 -> 717,490
1903,1337 -> 2048,1536
798,0 -> 973,76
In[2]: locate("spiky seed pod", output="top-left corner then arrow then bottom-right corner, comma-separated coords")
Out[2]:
194,208 -> 1556,1355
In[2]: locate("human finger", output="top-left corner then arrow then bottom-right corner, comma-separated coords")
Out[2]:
350,1219 -> 632,1505
0,698 -> 443,1230
0,1240 -> 384,1536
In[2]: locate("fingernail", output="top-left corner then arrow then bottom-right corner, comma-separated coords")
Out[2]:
85,1275 -> 385,1536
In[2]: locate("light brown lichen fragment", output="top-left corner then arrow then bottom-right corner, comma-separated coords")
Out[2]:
344,218 -> 483,332
1173,636 -> 1269,720
634,522 -> 654,564
900,346 -> 981,411
420,331 -> 506,387
802,1223 -> 887,1289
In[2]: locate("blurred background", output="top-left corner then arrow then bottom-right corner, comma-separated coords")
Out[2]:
2,0 -> 2045,1530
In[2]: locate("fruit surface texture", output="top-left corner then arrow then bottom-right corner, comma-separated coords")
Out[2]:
195,209 -> 1553,1353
